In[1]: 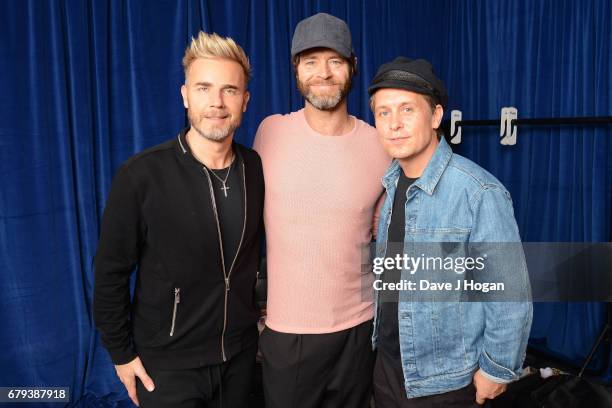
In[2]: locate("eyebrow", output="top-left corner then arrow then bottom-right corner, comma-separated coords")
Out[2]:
301,54 -> 343,61
193,82 -> 240,90
375,101 -> 415,111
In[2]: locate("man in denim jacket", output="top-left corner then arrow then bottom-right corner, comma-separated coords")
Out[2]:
368,57 -> 532,407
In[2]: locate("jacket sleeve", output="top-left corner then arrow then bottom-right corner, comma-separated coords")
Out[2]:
469,185 -> 533,383
93,164 -> 144,365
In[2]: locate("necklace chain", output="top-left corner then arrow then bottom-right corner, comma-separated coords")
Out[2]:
208,159 -> 233,184
205,154 -> 234,197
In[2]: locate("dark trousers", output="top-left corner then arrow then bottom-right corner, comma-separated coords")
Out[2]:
136,343 -> 257,408
260,319 -> 376,408
373,352 -> 492,408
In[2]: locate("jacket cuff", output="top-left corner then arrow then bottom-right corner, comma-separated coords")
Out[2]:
108,347 -> 138,366
478,350 -> 520,383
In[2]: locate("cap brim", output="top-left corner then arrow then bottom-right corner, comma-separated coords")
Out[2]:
292,40 -> 352,59
367,79 -> 436,97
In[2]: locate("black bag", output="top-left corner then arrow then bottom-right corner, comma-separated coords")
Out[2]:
495,374 -> 612,408
542,376 -> 612,408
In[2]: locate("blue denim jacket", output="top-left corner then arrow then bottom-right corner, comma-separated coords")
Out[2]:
373,137 -> 533,398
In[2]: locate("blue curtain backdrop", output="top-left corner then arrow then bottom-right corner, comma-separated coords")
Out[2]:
1,0 -> 610,406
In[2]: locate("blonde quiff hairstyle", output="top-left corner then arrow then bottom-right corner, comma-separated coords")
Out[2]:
182,31 -> 252,85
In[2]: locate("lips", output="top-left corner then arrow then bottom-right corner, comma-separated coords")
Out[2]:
387,136 -> 411,144
203,113 -> 229,119
309,82 -> 337,87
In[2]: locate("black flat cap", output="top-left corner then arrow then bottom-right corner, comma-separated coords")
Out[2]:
368,57 -> 448,109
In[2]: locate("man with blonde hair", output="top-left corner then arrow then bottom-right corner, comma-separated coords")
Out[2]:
94,31 -> 264,408
368,57 -> 532,407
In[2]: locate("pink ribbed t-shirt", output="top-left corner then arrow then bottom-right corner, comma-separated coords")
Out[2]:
253,109 -> 390,334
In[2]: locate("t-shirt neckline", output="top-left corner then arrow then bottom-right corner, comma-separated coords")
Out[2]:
298,108 -> 360,141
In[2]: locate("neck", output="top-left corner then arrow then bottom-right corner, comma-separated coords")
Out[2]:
186,128 -> 234,169
397,137 -> 440,178
303,99 -> 353,136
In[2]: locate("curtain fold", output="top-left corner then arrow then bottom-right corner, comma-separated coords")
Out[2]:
1,0 -> 610,405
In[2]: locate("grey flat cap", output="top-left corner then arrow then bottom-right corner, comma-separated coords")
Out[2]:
291,13 -> 354,59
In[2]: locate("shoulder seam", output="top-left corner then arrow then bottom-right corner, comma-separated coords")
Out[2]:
123,140 -> 175,168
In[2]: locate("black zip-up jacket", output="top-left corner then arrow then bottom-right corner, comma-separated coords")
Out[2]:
94,129 -> 264,369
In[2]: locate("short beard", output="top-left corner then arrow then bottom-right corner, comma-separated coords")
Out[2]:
192,123 -> 237,142
188,111 -> 240,142
298,78 -> 351,111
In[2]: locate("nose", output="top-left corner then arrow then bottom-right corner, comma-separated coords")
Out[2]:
389,112 -> 403,131
208,89 -> 224,108
315,62 -> 332,79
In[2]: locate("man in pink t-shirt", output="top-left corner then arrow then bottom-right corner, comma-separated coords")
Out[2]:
253,13 -> 389,408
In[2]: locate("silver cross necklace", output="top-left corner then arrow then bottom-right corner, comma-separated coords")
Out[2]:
206,156 -> 234,198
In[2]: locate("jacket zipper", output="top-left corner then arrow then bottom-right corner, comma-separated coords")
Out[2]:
170,287 -> 181,336
202,161 -> 248,361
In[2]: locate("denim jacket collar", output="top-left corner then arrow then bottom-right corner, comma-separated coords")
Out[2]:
382,136 -> 453,196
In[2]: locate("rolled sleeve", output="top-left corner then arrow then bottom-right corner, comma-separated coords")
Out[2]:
470,185 -> 533,382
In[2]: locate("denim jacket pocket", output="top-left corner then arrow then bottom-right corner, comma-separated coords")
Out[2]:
406,228 -> 474,378
411,302 -> 473,377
